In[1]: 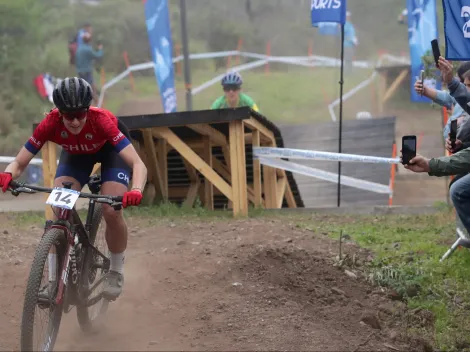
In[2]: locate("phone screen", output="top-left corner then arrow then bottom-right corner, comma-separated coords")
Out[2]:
431,39 -> 440,66
402,137 -> 417,164
451,119 -> 457,138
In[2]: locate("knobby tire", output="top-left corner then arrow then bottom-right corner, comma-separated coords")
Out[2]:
20,228 -> 66,352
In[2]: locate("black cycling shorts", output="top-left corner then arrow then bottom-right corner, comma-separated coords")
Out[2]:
55,120 -> 132,188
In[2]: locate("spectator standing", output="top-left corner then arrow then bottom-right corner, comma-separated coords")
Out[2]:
344,11 -> 358,74
75,32 -> 103,104
68,23 -> 93,65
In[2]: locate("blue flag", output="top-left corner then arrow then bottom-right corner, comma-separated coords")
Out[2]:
144,0 -> 177,113
442,0 -> 470,60
407,0 -> 440,103
311,0 -> 347,26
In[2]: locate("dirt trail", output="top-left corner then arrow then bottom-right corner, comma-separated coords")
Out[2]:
0,216 -> 432,351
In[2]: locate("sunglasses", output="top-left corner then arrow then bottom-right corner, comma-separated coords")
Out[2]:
61,110 -> 88,121
223,85 -> 240,92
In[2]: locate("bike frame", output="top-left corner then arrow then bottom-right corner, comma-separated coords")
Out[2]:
10,179 -> 122,308
51,187 -> 114,307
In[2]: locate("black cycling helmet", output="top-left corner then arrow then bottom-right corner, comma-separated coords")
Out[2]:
52,77 -> 93,112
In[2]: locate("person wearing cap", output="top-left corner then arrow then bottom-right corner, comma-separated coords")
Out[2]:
210,71 -> 259,112
75,32 -> 103,104
344,11 -> 358,73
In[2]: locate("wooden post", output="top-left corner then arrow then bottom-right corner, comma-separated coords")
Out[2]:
41,142 -> 57,220
252,130 -> 262,208
262,139 -> 277,208
157,139 -> 168,200
202,136 -> 214,210
229,120 -> 248,216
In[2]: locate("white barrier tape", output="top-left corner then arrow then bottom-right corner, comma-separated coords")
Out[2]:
0,156 -> 50,166
327,70 -> 378,121
128,62 -> 154,72
96,49 -> 408,109
253,147 -> 400,164
257,156 -> 391,194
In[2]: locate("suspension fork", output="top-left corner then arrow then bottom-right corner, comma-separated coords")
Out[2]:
53,226 -> 75,306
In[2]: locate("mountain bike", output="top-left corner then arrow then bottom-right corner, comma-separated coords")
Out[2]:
8,175 -> 123,351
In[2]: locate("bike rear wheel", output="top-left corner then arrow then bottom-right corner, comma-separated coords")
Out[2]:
20,228 -> 66,352
76,202 -> 110,331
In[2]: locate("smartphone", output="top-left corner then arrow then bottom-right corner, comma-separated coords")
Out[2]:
450,119 -> 458,149
420,70 -> 425,96
402,135 -> 417,165
431,39 -> 440,67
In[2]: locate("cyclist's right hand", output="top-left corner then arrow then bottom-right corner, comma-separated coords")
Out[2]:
0,172 -> 12,192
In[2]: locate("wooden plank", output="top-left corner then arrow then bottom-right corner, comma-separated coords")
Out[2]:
237,121 -> 248,214
282,170 -> 297,208
276,176 -> 287,208
244,117 -> 276,144
143,130 -> 164,201
202,136 -> 214,210
252,130 -> 262,208
183,182 -> 199,208
182,158 -> 200,207
262,165 -> 277,208
156,139 -> 168,199
229,120 -> 248,216
229,122 -> 241,215
153,127 -> 233,201
188,123 -> 227,147
41,142 -> 53,220
119,106 -> 252,130
211,156 -> 258,205
131,139 -> 153,182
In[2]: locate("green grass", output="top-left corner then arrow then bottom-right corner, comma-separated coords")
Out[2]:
292,210 -> 470,351
101,65 -> 374,123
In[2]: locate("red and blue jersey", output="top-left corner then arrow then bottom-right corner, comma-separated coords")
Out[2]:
25,107 -> 130,155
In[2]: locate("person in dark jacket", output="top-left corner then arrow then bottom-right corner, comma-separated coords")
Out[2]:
405,56 -> 470,235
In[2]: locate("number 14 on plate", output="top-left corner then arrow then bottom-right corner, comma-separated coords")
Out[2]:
46,187 -> 81,210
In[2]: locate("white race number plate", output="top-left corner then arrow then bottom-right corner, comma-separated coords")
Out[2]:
46,187 -> 80,210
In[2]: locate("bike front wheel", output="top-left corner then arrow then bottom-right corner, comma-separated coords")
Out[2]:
20,228 -> 66,352
76,202 -> 110,332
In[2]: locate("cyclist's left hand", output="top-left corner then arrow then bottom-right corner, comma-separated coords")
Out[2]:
122,189 -> 142,208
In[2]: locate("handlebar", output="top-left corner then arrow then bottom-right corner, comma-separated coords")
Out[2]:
8,180 -> 123,209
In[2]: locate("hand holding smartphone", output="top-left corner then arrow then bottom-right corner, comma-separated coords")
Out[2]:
420,70 -> 425,96
401,135 -> 417,165
431,39 -> 441,67
450,119 -> 457,149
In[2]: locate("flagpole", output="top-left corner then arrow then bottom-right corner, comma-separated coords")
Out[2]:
337,22 -> 345,208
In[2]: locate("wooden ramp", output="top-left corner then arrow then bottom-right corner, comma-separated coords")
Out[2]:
37,107 -> 304,218
277,116 -> 396,207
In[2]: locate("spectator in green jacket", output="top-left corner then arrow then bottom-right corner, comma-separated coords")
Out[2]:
75,32 -> 103,104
